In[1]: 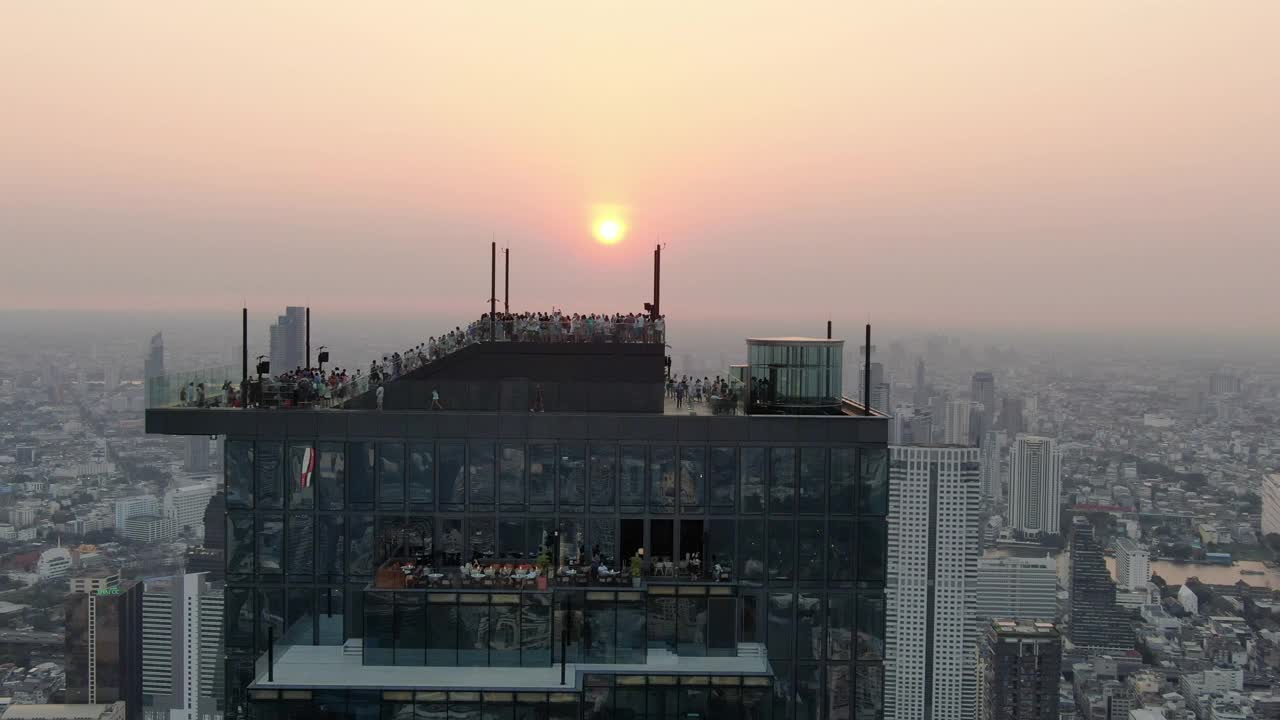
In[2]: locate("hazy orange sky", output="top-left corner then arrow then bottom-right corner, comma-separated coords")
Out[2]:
2,2 -> 1277,332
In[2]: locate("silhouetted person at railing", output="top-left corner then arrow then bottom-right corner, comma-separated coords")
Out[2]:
196,383 -> 206,407
376,385 -> 384,411
431,388 -> 443,410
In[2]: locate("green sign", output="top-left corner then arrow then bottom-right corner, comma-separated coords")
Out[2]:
96,587 -> 122,596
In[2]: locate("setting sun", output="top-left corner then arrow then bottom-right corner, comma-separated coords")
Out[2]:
593,217 -> 626,245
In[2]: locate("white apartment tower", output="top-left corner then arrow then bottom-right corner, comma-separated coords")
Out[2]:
1263,473 -> 1280,539
1009,435 -> 1062,537
1113,538 -> 1151,591
141,573 -> 224,720
974,555 -> 1058,621
164,481 -> 217,538
886,445 -> 982,720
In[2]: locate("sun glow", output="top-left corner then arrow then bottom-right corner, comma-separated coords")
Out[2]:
593,217 -> 626,245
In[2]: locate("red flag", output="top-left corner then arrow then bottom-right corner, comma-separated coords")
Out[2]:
300,447 -> 315,489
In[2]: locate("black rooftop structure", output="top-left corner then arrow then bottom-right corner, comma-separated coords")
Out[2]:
147,308 -> 889,720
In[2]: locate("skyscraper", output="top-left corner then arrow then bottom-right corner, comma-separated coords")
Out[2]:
999,397 -> 1025,436
943,400 -> 973,445
1068,518 -> 1133,653
975,556 -> 1057,622
143,332 -> 164,407
970,372 -> 996,445
268,306 -> 307,373
913,357 -> 928,407
886,446 -> 981,720
1009,435 -> 1062,537
65,581 -> 144,720
147,325 -> 891,719
977,619 -> 1062,720
141,573 -> 225,720
1112,538 -> 1150,592
184,436 -> 211,473
979,430 -> 1003,503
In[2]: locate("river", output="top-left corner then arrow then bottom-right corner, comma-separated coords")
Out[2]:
985,546 -> 1280,588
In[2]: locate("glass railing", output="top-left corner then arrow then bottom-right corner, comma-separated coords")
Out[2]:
146,365 -> 240,408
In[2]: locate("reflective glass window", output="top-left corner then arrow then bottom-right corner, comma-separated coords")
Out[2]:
491,599 -> 521,666
589,444 -> 616,509
798,519 -> 825,581
619,446 -> 646,510
395,592 -> 425,666
647,595 -> 677,653
558,443 -> 586,511
408,442 -> 434,506
680,687 -> 710,720
795,663 -> 822,720
707,519 -> 735,578
363,589 -> 391,661
649,446 -> 676,513
768,519 -> 795,581
553,594 -> 583,664
379,442 -> 405,509
257,514 -> 283,575
827,665 -> 850,720
287,512 -> 314,580
438,441 -> 466,510
859,448 -> 888,516
499,519 -> 526,560
827,594 -> 853,661
521,594 -> 552,666
709,447 -> 736,510
828,520 -> 855,583
772,661 -> 793,720
769,448 -> 795,514
348,514 -> 375,577
318,515 -> 344,582
857,519 -> 886,584
857,596 -> 885,661
798,447 -> 825,514
318,442 -> 345,510
585,596 -> 616,663
257,588 -> 285,650
589,518 -> 617,567
679,447 -> 706,512
286,588 -> 315,645
470,518 -> 496,562
616,595 -> 646,664
441,518 -> 464,566
499,442 -> 525,508
740,447 -> 765,514
226,440 -> 254,509
348,442 -> 375,508
767,592 -> 794,659
742,687 -> 772,720
829,449 -> 855,515
854,664 -> 883,719
257,441 -> 284,509
427,598 -> 458,665
796,593 -> 824,660
227,512 -> 254,574
463,442 -> 495,508
739,519 -> 764,581
287,443 -> 315,509
677,594 -> 708,657
559,519 -> 584,566
526,518 -> 555,564
226,587 -> 254,648
528,442 -> 555,509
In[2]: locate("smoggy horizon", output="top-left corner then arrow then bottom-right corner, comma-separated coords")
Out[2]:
2,3 -> 1277,333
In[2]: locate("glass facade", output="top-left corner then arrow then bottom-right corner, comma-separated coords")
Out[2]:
746,341 -> 843,410
223,435 -> 886,720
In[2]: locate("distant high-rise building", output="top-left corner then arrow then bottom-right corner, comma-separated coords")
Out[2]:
1112,538 -> 1150,592
65,580 -> 144,720
114,496 -> 160,531
1000,397 -> 1025,435
184,436 -> 211,473
1009,435 -> 1062,537
914,357 -> 928,407
944,400 -> 973,445
164,481 -> 217,537
1068,518 -> 1134,653
142,573 -> 225,720
1262,473 -> 1280,539
979,430 -> 1004,502
143,332 -> 164,407
268,306 -> 307,373
886,446 -> 981,720
122,515 -> 176,543
977,619 -> 1062,720
1208,372 -> 1242,396
975,556 -> 1057,621
970,371 -> 996,444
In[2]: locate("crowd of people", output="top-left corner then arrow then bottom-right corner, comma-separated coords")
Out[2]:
667,374 -> 742,414
177,310 -> 666,410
